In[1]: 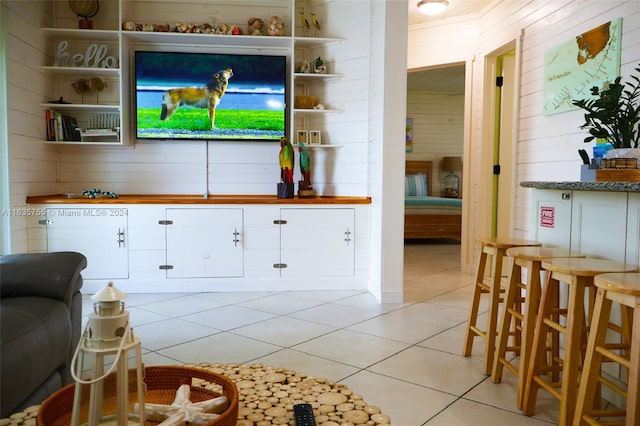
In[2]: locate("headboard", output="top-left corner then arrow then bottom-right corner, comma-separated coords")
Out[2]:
405,160 -> 433,196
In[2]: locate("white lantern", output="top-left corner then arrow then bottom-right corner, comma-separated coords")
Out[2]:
70,282 -> 145,426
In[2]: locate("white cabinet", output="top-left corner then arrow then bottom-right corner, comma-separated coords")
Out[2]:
163,208 -> 243,278
627,193 -> 640,266
42,207 -> 128,279
532,189 -> 636,265
570,191 -> 628,261
279,208 -> 354,277
29,201 -> 368,293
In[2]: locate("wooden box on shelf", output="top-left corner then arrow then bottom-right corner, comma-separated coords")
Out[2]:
596,157 -> 640,182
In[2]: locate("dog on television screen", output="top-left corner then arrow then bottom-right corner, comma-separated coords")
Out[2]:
160,68 -> 233,129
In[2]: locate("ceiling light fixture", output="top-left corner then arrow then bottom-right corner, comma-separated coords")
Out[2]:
417,0 -> 449,16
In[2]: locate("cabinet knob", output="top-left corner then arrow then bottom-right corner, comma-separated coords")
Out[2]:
561,192 -> 571,200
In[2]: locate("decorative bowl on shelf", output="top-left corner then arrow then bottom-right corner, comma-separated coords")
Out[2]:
294,95 -> 318,109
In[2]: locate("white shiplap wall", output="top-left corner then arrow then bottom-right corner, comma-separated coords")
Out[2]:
406,90 -> 464,196
50,0 -> 372,199
5,0 -> 57,253
409,0 -> 640,271
3,0 -> 373,206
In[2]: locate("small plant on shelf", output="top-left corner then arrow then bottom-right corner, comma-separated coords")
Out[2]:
572,63 -> 640,149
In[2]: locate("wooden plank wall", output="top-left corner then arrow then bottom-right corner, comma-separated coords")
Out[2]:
406,90 -> 464,197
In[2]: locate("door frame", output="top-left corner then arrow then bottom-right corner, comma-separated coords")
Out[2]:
478,38 -> 522,240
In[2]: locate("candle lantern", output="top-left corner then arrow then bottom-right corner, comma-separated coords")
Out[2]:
70,282 -> 145,426
441,156 -> 462,198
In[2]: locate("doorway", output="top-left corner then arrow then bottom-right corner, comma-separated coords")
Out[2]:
404,64 -> 466,301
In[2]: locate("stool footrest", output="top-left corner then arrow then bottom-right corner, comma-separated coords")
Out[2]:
542,318 -> 566,334
532,376 -> 562,400
499,358 -> 519,376
595,346 -> 631,368
469,325 -> 486,339
597,375 -> 628,400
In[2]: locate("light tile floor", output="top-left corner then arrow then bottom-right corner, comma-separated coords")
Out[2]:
82,240 -> 559,425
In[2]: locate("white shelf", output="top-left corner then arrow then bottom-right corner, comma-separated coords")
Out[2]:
294,36 -> 344,48
41,103 -> 120,111
306,144 -> 343,149
41,66 -> 120,76
122,30 -> 292,49
294,108 -> 341,114
44,140 -> 122,146
294,73 -> 342,80
41,28 -> 120,41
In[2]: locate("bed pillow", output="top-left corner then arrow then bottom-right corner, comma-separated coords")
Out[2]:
405,173 -> 428,196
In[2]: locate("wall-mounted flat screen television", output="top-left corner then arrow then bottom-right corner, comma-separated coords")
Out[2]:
135,51 -> 287,141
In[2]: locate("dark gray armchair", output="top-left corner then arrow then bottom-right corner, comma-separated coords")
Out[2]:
0,251 -> 87,417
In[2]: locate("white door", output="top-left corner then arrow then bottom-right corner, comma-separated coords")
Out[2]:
280,208 -> 355,277
165,208 -> 243,278
570,191 -> 628,260
45,208 -> 128,279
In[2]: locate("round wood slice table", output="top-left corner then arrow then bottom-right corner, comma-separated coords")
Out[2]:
1,363 -> 392,426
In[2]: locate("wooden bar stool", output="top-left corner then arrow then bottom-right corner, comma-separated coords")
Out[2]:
491,246 -> 585,409
522,258 -> 636,426
574,272 -> 640,426
463,237 -> 541,375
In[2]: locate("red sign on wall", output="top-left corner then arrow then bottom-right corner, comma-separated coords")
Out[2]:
540,206 -> 555,228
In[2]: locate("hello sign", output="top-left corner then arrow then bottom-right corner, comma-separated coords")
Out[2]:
53,41 -> 118,68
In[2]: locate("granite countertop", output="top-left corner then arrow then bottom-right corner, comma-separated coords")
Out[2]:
520,181 -> 640,192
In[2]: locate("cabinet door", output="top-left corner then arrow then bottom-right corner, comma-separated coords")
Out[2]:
280,208 -> 354,277
531,190 -> 572,249
165,208 -> 243,278
45,208 -> 128,279
570,191 -> 628,261
627,193 -> 640,267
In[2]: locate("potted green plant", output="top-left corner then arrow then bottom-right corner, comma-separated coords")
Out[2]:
572,63 -> 640,154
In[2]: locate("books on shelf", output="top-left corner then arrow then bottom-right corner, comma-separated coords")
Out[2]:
45,110 -> 81,142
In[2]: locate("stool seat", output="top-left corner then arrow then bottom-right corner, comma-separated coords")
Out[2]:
574,272 -> 640,426
505,246 -> 583,262
595,272 -> 640,295
476,237 -> 542,249
491,246 -> 585,408
464,237 -> 541,375
523,258 -> 635,426
541,257 -> 635,277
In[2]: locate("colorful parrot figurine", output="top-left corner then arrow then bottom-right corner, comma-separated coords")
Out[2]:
279,136 -> 294,183
298,142 -> 312,182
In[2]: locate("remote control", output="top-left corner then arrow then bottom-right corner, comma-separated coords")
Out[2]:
293,403 -> 317,426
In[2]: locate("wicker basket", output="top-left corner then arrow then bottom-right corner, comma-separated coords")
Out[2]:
294,94 -> 318,109
36,366 -> 239,426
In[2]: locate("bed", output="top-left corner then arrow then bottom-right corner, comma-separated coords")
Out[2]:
404,160 -> 462,240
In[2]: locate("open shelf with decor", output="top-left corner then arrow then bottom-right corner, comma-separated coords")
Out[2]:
38,0 -> 347,147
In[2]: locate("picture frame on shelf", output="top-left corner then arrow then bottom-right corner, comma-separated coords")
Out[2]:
309,130 -> 321,145
296,130 -> 308,144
